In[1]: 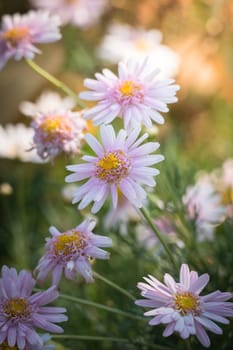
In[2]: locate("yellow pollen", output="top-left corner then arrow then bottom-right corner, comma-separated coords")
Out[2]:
119,80 -> 141,97
175,292 -> 199,314
98,153 -> 121,170
54,231 -> 86,255
40,116 -> 71,140
221,187 -> 233,205
96,150 -> 129,184
3,27 -> 29,45
4,298 -> 29,318
0,341 -> 18,350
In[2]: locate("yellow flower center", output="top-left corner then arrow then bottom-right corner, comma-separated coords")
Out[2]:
40,115 -> 72,141
96,151 -> 130,184
54,231 -> 87,256
174,292 -> 199,315
0,341 -> 18,350
98,153 -> 120,170
221,187 -> 233,205
4,298 -> 30,318
3,27 -> 30,46
119,80 -> 142,97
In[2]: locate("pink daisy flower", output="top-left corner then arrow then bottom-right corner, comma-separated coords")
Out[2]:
136,264 -> 233,348
79,57 -> 179,131
65,124 -> 164,213
31,110 -> 87,160
35,219 -> 112,285
0,11 -> 61,70
30,0 -> 108,28
0,266 -> 67,350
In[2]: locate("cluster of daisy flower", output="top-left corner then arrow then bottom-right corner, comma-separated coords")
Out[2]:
0,5 -> 232,350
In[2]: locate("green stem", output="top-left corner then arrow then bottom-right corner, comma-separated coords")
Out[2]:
25,59 -> 86,109
13,166 -> 28,269
52,335 -> 173,350
139,207 -> 179,272
93,271 -> 136,301
33,289 -> 144,321
59,292 -> 143,321
185,339 -> 192,350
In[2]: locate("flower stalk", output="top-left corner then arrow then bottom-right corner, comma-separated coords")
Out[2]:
26,59 -> 86,109
52,334 -> 173,350
93,271 -> 136,301
139,207 -> 179,272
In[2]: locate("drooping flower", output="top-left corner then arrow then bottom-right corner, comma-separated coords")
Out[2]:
30,0 -> 108,28
182,175 -> 226,241
65,124 -> 164,213
19,90 -> 76,118
0,11 -> 61,70
35,219 -> 112,285
136,264 -> 233,348
0,266 -> 67,350
0,123 -> 43,163
97,23 -> 180,78
31,110 -> 87,160
79,57 -> 179,131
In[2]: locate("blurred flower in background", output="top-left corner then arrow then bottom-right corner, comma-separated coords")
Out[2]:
183,175 -> 227,241
0,11 -> 61,70
30,0 -> 108,28
19,90 -> 76,117
97,23 -> 180,79
135,216 -> 182,250
210,159 -> 233,219
104,191 -> 140,234
0,123 -> 43,163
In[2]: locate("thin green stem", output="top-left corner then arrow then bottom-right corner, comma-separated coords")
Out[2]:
52,334 -> 173,350
185,339 -> 192,350
25,59 -> 86,109
93,271 -> 136,301
13,166 -> 28,269
58,292 -> 143,321
33,288 -> 144,321
139,207 -> 179,272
